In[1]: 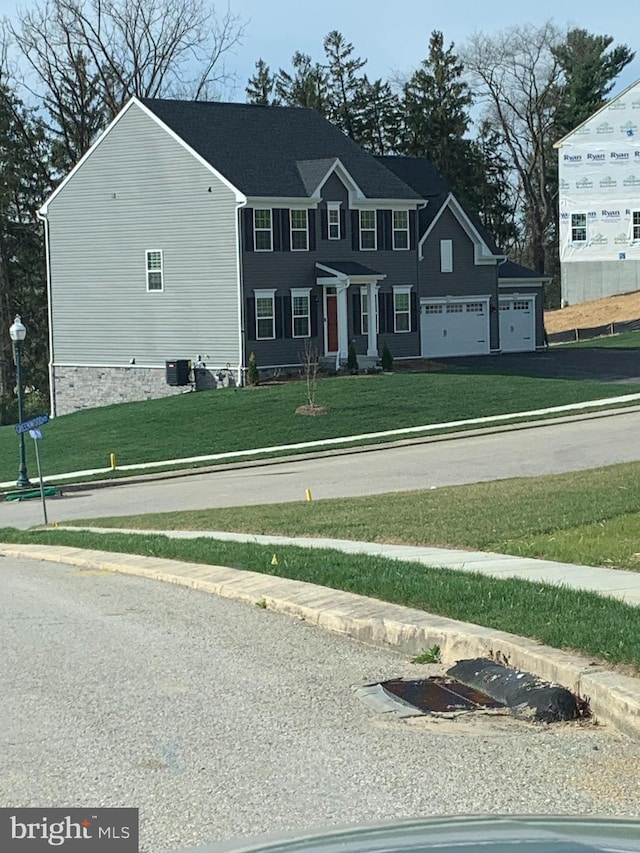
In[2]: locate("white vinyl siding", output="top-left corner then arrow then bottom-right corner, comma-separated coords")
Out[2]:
146,250 -> 163,291
393,286 -> 411,333
359,210 -> 377,250
393,210 -> 409,250
291,287 -> 311,337
255,289 -> 276,340
327,203 -> 341,240
440,239 -> 453,272
254,209 -> 273,251
290,209 -> 309,251
571,213 -> 587,243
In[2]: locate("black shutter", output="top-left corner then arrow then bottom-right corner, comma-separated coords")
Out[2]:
409,210 -> 418,250
379,210 -> 391,251
281,210 -> 290,252
378,292 -> 387,334
340,208 -> 346,240
351,210 -> 359,251
275,294 -> 284,338
273,209 -> 282,251
283,294 -> 292,338
245,297 -> 256,340
308,209 -> 316,251
244,208 -> 254,252
352,293 -> 361,335
411,292 -> 418,332
320,207 -> 328,241
311,295 -> 319,337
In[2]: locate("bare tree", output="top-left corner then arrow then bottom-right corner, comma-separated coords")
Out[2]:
6,0 -> 246,169
462,22 -> 563,274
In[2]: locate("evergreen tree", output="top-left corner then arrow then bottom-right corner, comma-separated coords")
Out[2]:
246,59 -> 276,105
275,51 -> 329,113
352,77 -> 402,155
400,31 -> 474,196
323,30 -> 366,139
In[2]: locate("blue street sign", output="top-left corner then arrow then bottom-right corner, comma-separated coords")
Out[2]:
15,413 -> 49,435
29,429 -> 42,440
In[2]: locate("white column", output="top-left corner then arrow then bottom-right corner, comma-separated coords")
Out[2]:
338,281 -> 349,359
367,282 -> 378,357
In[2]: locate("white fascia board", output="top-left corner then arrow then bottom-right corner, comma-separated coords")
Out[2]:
39,97 -> 246,216
351,198 -> 424,209
554,77 -> 640,149
419,294 -> 491,306
315,262 -> 386,284
345,274 -> 387,284
499,278 -> 550,286
247,196 -> 319,207
418,193 -> 501,263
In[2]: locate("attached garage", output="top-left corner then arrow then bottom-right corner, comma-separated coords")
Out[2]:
499,296 -> 536,352
420,298 -> 490,358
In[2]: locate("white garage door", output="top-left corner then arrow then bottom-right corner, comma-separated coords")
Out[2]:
420,300 -> 490,358
499,297 -> 535,352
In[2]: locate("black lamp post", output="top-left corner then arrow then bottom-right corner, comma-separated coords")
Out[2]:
9,315 -> 31,488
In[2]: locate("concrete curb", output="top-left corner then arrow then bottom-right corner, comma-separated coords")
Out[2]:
2,542 -> 640,739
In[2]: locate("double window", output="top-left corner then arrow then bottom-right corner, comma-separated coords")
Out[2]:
633,211 -> 640,241
393,210 -> 410,250
359,210 -> 377,250
254,289 -> 276,339
571,213 -> 587,243
393,286 -> 412,333
291,288 -> 311,337
146,250 -> 163,291
254,209 -> 273,251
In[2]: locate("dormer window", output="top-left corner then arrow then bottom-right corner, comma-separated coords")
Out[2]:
327,202 -> 341,240
290,209 -> 309,251
254,209 -> 273,251
359,210 -> 377,250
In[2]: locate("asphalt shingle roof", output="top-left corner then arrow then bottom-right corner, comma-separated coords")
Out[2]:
499,260 -> 550,280
316,261 -> 383,277
141,99 -> 421,201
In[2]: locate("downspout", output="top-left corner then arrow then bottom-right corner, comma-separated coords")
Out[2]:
36,207 -> 56,418
235,199 -> 248,386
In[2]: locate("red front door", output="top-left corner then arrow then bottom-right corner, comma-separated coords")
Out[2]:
327,291 -> 338,352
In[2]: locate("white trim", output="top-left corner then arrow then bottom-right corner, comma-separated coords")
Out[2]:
254,288 -> 277,340
393,285 -> 412,333
392,209 -> 410,250
359,285 -> 380,336
359,209 -> 377,251
418,194 -> 504,264
291,287 -> 312,338
290,208 -> 309,252
419,295 -> 492,306
39,97 -> 245,214
315,262 -> 386,285
499,279 -> 549,287
146,249 -> 164,292
254,207 -> 274,252
327,201 -> 341,240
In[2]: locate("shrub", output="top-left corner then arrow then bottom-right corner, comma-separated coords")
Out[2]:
247,352 -> 259,386
347,341 -> 359,374
381,342 -> 394,372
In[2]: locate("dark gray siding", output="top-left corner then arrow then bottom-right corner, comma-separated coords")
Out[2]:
242,178 -> 420,365
46,103 -> 242,371
499,285 -> 546,348
420,208 -> 500,350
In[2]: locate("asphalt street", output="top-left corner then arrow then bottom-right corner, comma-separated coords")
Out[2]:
4,409 -> 640,529
3,556 -> 640,853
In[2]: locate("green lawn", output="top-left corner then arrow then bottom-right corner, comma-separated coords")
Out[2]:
2,525 -> 640,670
80,461 -> 640,571
555,330 -> 640,348
1,369 -> 637,483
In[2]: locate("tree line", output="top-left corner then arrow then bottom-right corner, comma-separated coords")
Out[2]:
0,0 -> 634,419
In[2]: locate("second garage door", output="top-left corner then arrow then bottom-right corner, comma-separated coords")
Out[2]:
499,297 -> 536,352
420,299 -> 490,358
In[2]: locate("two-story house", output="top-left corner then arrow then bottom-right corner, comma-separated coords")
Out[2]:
38,97 -> 546,415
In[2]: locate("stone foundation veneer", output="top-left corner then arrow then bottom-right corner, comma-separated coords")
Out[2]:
52,365 -> 236,415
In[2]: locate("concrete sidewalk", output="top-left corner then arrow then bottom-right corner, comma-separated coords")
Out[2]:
61,526 -> 640,606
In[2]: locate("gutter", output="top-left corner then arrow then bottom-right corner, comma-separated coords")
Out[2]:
236,199 -> 248,386
36,206 -> 56,418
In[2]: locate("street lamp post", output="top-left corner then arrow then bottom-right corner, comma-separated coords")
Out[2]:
9,315 -> 31,488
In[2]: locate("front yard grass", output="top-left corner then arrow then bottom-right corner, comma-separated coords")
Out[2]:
555,330 -> 640,348
2,369 -> 637,481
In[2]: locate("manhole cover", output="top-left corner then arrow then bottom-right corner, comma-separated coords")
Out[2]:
381,677 -> 505,714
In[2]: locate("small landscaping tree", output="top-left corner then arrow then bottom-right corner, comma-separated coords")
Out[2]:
347,340 -> 359,374
247,351 -> 259,386
302,339 -> 320,406
381,342 -> 394,371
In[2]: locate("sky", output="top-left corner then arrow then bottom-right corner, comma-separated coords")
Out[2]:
2,0 -> 640,103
